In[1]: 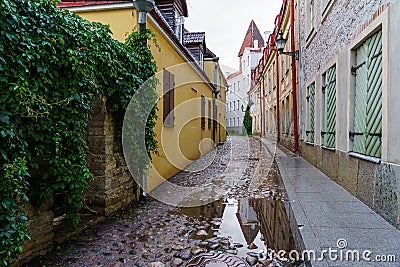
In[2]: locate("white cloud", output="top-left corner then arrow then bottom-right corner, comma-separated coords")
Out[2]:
185,0 -> 282,70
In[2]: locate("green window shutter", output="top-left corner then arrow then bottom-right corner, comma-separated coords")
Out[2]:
353,40 -> 368,154
366,31 -> 382,157
307,83 -> 315,143
352,30 -> 382,157
323,66 -> 336,148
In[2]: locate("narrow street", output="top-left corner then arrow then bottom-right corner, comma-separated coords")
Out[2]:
29,136 -> 297,267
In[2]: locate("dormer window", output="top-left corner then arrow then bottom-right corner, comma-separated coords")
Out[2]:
175,16 -> 184,42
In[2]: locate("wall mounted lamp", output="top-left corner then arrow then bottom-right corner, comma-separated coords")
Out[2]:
275,31 -> 299,60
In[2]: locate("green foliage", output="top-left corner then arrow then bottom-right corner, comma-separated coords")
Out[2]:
243,104 -> 253,136
0,0 -> 158,264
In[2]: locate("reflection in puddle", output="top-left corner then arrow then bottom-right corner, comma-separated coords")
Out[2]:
170,195 -> 297,266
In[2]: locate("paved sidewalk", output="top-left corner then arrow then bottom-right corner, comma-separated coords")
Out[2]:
259,138 -> 400,267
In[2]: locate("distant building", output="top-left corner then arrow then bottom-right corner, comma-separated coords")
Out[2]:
226,20 -> 264,134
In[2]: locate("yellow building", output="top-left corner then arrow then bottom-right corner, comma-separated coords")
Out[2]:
59,1 -> 227,192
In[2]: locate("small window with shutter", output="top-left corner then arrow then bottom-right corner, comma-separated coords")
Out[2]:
208,100 -> 212,129
201,95 -> 205,129
163,69 -> 175,127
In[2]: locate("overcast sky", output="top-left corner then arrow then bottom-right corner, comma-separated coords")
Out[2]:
184,0 -> 283,72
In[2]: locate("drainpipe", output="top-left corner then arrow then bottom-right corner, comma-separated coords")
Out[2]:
133,0 -> 155,204
290,0 -> 299,152
260,77 -> 265,137
213,57 -> 220,145
276,51 -> 280,143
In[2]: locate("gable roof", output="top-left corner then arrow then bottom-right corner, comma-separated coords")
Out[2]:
238,20 -> 265,57
226,70 -> 242,81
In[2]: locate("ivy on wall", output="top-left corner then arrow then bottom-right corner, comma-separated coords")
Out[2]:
0,0 -> 158,265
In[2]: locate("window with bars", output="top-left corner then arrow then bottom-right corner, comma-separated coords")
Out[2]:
351,30 -> 382,158
163,69 -> 175,127
322,65 -> 336,148
201,95 -> 205,129
306,83 -> 315,143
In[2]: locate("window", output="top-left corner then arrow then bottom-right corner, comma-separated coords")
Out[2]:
208,100 -> 212,129
281,55 -> 285,82
237,117 -> 240,127
233,83 -> 236,92
306,83 -> 315,143
199,52 -> 204,70
201,95 -> 205,129
237,100 -> 240,111
286,96 -> 290,135
352,30 -> 382,157
310,0 -> 315,30
273,62 -> 276,88
322,65 -> 336,148
163,69 -> 175,127
238,81 -> 240,90
306,0 -> 315,36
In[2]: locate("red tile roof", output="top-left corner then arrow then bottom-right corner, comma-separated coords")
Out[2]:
238,20 -> 265,57
57,1 -> 130,8
226,70 -> 242,81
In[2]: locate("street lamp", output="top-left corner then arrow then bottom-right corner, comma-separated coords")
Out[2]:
275,31 -> 299,60
133,0 -> 155,33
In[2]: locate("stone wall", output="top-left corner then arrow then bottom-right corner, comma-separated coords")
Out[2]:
300,141 -> 400,229
298,0 -> 392,87
86,97 -> 137,216
15,198 -> 54,266
14,96 -> 138,265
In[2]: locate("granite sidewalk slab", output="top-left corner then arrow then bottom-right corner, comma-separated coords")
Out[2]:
259,138 -> 400,267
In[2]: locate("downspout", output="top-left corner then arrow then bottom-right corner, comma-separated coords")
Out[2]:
290,0 -> 299,152
259,77 -> 264,136
213,57 -> 220,145
276,51 -> 280,143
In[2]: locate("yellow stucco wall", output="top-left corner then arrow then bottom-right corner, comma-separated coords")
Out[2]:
71,5 -> 218,191
203,60 -> 227,144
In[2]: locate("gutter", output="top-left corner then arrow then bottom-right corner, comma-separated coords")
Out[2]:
61,2 -> 214,93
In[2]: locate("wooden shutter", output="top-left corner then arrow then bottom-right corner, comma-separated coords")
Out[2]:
366,31 -> 382,157
208,100 -> 212,129
163,70 -> 174,126
201,95 -> 205,129
307,83 -> 315,143
352,30 -> 382,157
323,66 -> 336,148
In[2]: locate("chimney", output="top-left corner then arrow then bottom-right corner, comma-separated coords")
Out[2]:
264,31 -> 271,45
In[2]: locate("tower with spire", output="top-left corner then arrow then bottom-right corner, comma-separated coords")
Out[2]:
225,20 -> 265,134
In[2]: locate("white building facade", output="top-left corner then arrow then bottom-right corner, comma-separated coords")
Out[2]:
226,21 -> 265,134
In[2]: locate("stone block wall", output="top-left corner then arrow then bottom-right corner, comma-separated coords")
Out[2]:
86,97 -> 137,216
14,96 -> 138,265
16,198 -> 54,266
300,141 -> 400,229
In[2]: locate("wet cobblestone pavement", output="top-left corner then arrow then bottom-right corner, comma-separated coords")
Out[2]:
27,136 -> 301,267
